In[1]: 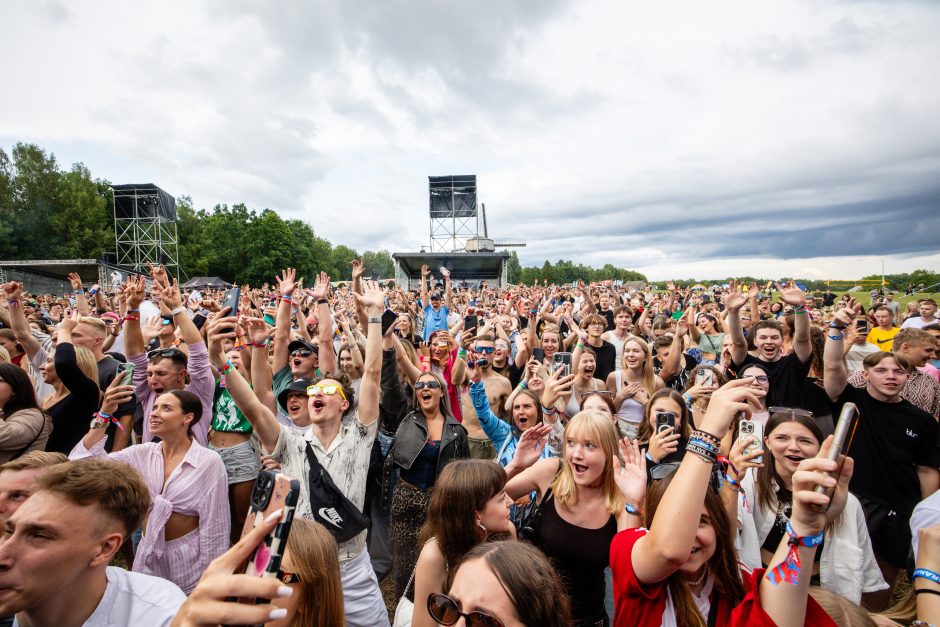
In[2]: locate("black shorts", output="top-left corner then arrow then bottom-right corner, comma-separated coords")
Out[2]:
857,494 -> 912,569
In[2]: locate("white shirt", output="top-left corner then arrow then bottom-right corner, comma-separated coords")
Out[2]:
911,490 -> 940,558
901,316 -> 938,329
14,567 -> 185,627
269,415 -> 378,562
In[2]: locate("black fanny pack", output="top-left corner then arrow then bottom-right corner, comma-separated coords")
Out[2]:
304,443 -> 370,544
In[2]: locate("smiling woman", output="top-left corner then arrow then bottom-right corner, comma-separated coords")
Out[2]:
733,411 -> 887,604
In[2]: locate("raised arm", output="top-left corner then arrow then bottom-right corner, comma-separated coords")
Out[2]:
122,275 -> 147,357
630,379 -> 763,584
67,273 -> 91,316
242,318 -> 276,413
1,282 -> 41,358
724,279 -> 749,366
442,267 -> 453,312
272,268 -> 297,373
311,272 -> 336,375
419,264 -> 430,310
352,280 -> 385,426
658,319 -> 688,382
54,313 -> 102,404
823,302 -> 856,401
207,316 -> 281,452
777,281 -> 811,363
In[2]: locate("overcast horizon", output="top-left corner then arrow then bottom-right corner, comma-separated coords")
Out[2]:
2,0 -> 939,281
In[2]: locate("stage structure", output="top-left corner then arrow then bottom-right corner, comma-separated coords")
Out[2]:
394,175 -> 526,289
112,184 -> 180,278
0,258 -> 147,296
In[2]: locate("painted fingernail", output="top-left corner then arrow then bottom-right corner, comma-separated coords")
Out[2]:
276,585 -> 293,597
264,509 -> 283,524
269,608 -> 288,620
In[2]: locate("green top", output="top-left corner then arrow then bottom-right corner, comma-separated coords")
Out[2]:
211,384 -> 253,434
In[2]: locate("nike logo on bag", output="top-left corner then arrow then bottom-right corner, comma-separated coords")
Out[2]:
319,507 -> 344,528
906,429 -> 918,438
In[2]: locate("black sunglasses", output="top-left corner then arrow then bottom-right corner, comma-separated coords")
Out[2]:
290,349 -> 314,357
415,380 -> 442,390
427,593 -> 504,627
147,348 -> 185,360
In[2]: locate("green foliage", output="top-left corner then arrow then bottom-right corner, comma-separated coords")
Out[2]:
517,259 -> 646,285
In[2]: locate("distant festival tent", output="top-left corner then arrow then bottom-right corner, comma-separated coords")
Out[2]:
180,276 -> 233,290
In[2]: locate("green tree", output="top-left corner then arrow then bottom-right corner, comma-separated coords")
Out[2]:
362,249 -> 394,279
507,250 -> 522,283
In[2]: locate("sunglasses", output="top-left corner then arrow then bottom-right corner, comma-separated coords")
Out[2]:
580,390 -> 612,398
749,375 -> 769,384
769,406 -> 814,418
474,346 -> 495,354
291,349 -> 314,357
415,380 -> 442,390
306,384 -> 347,400
427,593 -> 503,627
147,348 -> 185,360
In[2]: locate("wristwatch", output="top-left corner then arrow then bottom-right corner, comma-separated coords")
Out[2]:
89,416 -> 109,429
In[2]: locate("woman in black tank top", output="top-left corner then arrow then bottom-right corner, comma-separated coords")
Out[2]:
505,411 -> 635,627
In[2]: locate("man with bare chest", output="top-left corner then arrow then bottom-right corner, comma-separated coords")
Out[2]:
454,334 -> 511,459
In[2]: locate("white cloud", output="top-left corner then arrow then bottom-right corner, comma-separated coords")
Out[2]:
1,0 -> 938,279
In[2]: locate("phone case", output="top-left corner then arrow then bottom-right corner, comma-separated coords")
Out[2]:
115,363 -> 135,386
240,471 -> 300,584
739,420 -> 764,464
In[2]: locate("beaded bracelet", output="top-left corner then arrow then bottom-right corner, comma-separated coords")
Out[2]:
692,429 -> 721,447
685,442 -> 717,464
688,438 -> 719,454
793,305 -> 807,315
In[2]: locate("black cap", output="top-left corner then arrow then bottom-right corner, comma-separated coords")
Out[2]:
430,293 -> 442,301
277,377 -> 313,411
287,339 -> 318,355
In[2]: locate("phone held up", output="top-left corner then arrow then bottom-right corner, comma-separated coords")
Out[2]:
220,286 -> 240,334
552,352 -> 572,377
694,367 -> 715,388
115,362 -> 135,387
239,470 -> 300,602
380,308 -> 399,336
655,411 -> 676,433
813,402 -> 858,508
739,417 -> 764,464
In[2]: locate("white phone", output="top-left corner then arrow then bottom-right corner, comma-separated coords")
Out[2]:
739,419 -> 764,464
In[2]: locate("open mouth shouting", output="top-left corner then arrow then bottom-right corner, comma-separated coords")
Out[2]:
310,397 -> 326,412
287,396 -> 305,415
292,357 -> 305,370
783,454 -> 804,465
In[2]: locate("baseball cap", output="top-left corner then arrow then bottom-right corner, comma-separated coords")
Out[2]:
277,377 -> 314,411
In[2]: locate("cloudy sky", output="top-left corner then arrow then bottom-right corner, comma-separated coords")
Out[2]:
2,0 -> 939,280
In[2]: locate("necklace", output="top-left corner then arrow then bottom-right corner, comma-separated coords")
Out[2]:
687,565 -> 709,588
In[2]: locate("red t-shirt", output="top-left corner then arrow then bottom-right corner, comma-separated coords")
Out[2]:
610,528 -> 837,627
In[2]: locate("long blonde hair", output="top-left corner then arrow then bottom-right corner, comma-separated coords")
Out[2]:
73,346 -> 100,390
284,519 -> 344,626
620,336 -> 655,395
551,411 -> 625,515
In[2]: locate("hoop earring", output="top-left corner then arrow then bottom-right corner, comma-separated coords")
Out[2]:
479,521 -> 487,534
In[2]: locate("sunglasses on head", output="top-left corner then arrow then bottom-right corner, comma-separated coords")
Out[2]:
306,384 -> 347,400
580,390 -> 612,398
474,346 -> 495,354
427,593 -> 504,627
769,406 -> 813,418
291,349 -> 314,357
147,348 -> 184,360
415,380 -> 442,390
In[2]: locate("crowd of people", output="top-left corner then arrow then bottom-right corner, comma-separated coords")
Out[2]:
0,262 -> 939,626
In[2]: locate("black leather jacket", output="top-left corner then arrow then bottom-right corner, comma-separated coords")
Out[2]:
380,349 -> 469,505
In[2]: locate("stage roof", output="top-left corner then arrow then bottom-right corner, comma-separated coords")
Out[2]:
393,251 -> 509,279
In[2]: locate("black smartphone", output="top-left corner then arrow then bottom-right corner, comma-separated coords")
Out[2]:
464,314 -> 478,333
381,309 -> 399,336
220,286 -> 240,333
191,313 -> 207,330
855,319 -> 868,332
655,411 -> 676,433
533,348 -> 545,363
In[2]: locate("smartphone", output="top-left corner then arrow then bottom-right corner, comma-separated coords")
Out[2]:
115,362 -> 135,386
220,286 -> 240,333
813,402 -> 858,504
855,319 -> 868,332
464,314 -> 478,333
552,352 -> 572,377
533,348 -> 545,363
655,411 -> 676,433
239,470 -> 300,598
739,419 -> 764,464
221,286 -> 241,317
191,313 -> 207,330
381,309 -> 399,336
694,367 -> 715,388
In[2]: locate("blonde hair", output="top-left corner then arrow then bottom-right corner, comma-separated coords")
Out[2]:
285,519 -> 344,626
621,336 -> 656,395
77,316 -> 107,339
551,411 -> 625,515
0,450 -> 68,473
73,345 -> 101,390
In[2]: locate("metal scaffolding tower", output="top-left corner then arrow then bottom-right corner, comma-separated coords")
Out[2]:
111,184 -> 180,278
428,175 -> 479,252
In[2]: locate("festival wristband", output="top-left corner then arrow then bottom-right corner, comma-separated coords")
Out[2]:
624,502 -> 640,515
766,520 -> 824,586
913,568 -> 940,585
827,334 -> 844,341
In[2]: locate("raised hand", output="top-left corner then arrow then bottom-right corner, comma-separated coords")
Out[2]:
2,281 -> 23,301
421,264 -> 429,277
125,275 -> 147,309
727,433 -> 764,482
542,370 -> 575,408
613,437 -> 647,505
832,298 -> 860,328
790,435 -> 853,535
311,272 -> 331,301
513,423 -> 553,469
725,280 -> 748,312
776,281 -> 806,308
275,268 -> 297,296
350,258 -> 364,280
698,377 -> 767,439
647,426 -> 680,464
68,272 -> 83,291
353,279 -> 385,316
159,278 -> 184,310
